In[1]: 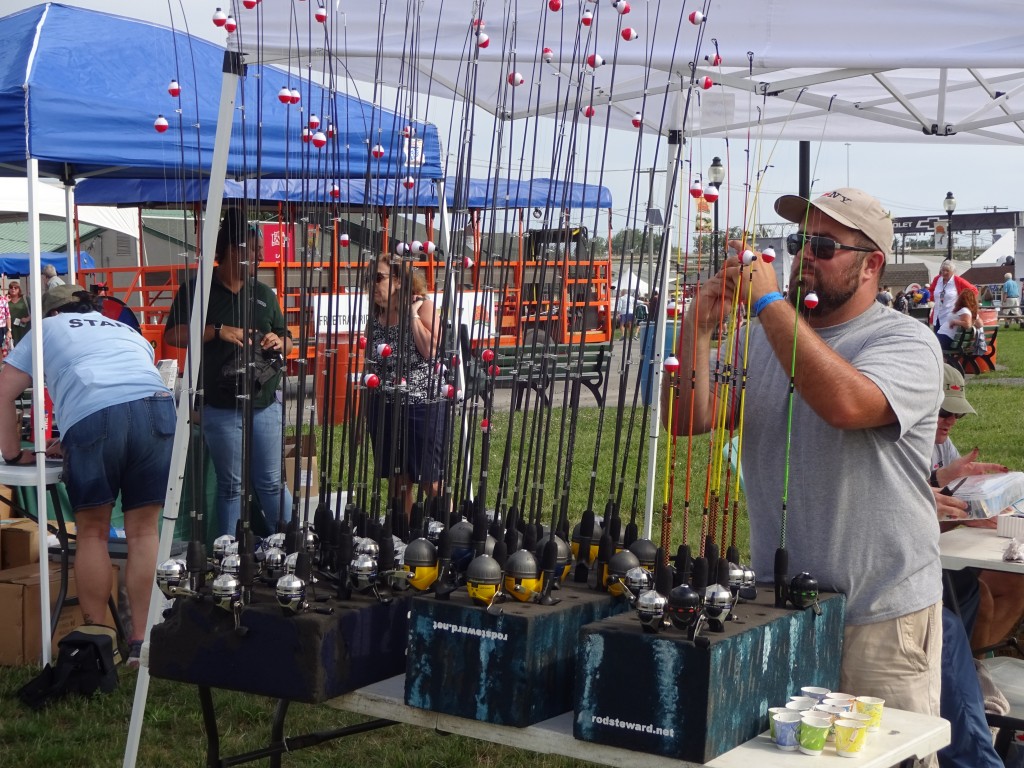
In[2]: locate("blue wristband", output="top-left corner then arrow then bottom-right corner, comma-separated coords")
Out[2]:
753,292 -> 785,317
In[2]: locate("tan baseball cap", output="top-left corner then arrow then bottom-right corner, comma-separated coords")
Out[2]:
42,283 -> 88,316
775,187 -> 894,258
942,364 -> 976,416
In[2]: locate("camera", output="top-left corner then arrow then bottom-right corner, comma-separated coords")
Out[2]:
220,330 -> 285,395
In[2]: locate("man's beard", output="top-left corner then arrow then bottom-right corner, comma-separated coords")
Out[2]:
788,256 -> 863,314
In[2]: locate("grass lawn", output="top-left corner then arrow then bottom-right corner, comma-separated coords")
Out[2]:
0,329 -> 1021,766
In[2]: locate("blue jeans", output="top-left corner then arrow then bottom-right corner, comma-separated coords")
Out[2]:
939,607 -> 1003,768
202,400 -> 291,537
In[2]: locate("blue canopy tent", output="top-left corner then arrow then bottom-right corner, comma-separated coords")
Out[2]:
0,4 -> 443,181
0,251 -> 92,276
75,176 -> 612,209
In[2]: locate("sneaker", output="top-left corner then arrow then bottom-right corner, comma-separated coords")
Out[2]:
126,640 -> 143,670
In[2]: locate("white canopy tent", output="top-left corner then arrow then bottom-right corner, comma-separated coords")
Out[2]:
0,178 -> 135,235
614,269 -> 650,297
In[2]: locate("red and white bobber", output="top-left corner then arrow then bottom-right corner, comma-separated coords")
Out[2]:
464,256 -> 474,269
308,114 -> 320,130
419,240 -> 436,255
488,364 -> 501,376
289,89 -> 301,104
357,336 -> 367,349
581,105 -> 596,119
312,131 -> 327,148
761,247 -> 776,264
621,27 -> 638,41
330,184 -> 340,199
586,53 -> 604,69
339,232 -> 350,247
445,384 -> 457,399
153,115 -> 169,133
481,418 -> 490,433
472,18 -> 485,31
168,79 -> 181,97
711,53 -> 722,67
376,343 -> 393,358
326,122 -> 335,138
689,180 -> 703,199
804,291 -> 820,309
507,71 -> 524,87
212,7 -> 227,26
663,355 -> 680,374
243,0 -> 258,9
631,111 -> 643,128
614,0 -> 631,14
548,0 -> 562,11
402,176 -> 416,190
450,354 -> 460,367
401,125 -> 414,138
688,10 -> 704,24
278,86 -> 291,104
364,373 -> 380,389
481,348 -> 495,363
703,186 -> 719,203
542,47 -> 554,63
301,128 -> 312,143
394,242 -> 409,256
700,76 -> 713,90
410,240 -> 423,254
224,15 -> 237,33
371,144 -> 385,159
315,6 -> 327,23
477,33 -> 490,48
741,249 -> 756,266
581,9 -> 594,25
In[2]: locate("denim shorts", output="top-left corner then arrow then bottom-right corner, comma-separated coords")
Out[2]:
61,394 -> 176,512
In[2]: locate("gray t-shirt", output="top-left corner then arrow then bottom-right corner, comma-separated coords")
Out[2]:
932,439 -> 960,475
741,301 -> 944,625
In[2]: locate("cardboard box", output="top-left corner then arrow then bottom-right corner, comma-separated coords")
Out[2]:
0,562 -> 119,666
0,484 -> 17,520
285,432 -> 319,498
1,518 -> 38,569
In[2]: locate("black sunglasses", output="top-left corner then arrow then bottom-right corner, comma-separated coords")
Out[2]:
786,232 -> 876,260
938,409 -> 963,420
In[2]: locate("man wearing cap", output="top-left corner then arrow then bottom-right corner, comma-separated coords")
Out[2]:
0,285 -> 174,668
1001,272 -> 1020,328
666,188 -> 945,734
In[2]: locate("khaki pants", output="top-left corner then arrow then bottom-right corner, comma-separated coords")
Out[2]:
841,601 -> 942,767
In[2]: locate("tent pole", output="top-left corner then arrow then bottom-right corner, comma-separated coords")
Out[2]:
26,159 -> 53,665
643,118 -> 683,539
64,181 -> 77,284
122,49 -> 244,768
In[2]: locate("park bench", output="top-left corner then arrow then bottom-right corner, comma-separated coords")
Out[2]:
464,341 -> 613,410
944,325 -> 999,375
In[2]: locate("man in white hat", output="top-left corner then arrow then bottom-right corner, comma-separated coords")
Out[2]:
666,188 -> 945,749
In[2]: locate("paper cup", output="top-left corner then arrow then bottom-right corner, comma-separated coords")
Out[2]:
785,699 -> 815,712
827,691 -> 856,704
798,714 -> 832,755
813,703 -> 847,741
767,706 -> 788,742
835,718 -> 868,757
773,712 -> 802,751
800,686 -> 832,703
855,696 -> 885,732
823,697 -> 854,712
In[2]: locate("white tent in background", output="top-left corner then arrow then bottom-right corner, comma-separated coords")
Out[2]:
972,231 -> 1015,267
0,178 -> 135,236
614,270 -> 649,297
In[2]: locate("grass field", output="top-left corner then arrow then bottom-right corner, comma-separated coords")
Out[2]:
1,329 -> 1022,767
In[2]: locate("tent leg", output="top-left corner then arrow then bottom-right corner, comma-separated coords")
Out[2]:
122,50 -> 243,768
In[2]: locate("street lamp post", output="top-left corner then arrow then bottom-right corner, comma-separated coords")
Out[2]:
943,191 -> 956,260
708,156 -> 725,273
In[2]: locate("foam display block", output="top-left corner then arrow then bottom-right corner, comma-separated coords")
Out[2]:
574,590 -> 845,763
150,588 -> 411,703
405,582 -> 629,727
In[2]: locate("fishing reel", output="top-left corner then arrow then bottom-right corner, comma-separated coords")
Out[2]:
534,534 -> 572,585
502,549 -> 543,603
783,571 -> 822,615
275,573 -> 335,617
727,562 -> 757,603
211,572 -> 247,633
703,583 -> 734,633
465,554 -> 503,608
212,534 -> 236,568
401,538 -> 439,591
604,550 -> 641,598
156,558 -> 199,600
261,546 -> 287,584
636,589 -> 669,633
608,565 -> 652,608
628,538 -> 658,572
666,583 -> 703,639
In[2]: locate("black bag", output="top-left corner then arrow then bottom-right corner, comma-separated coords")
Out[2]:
16,627 -> 119,710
